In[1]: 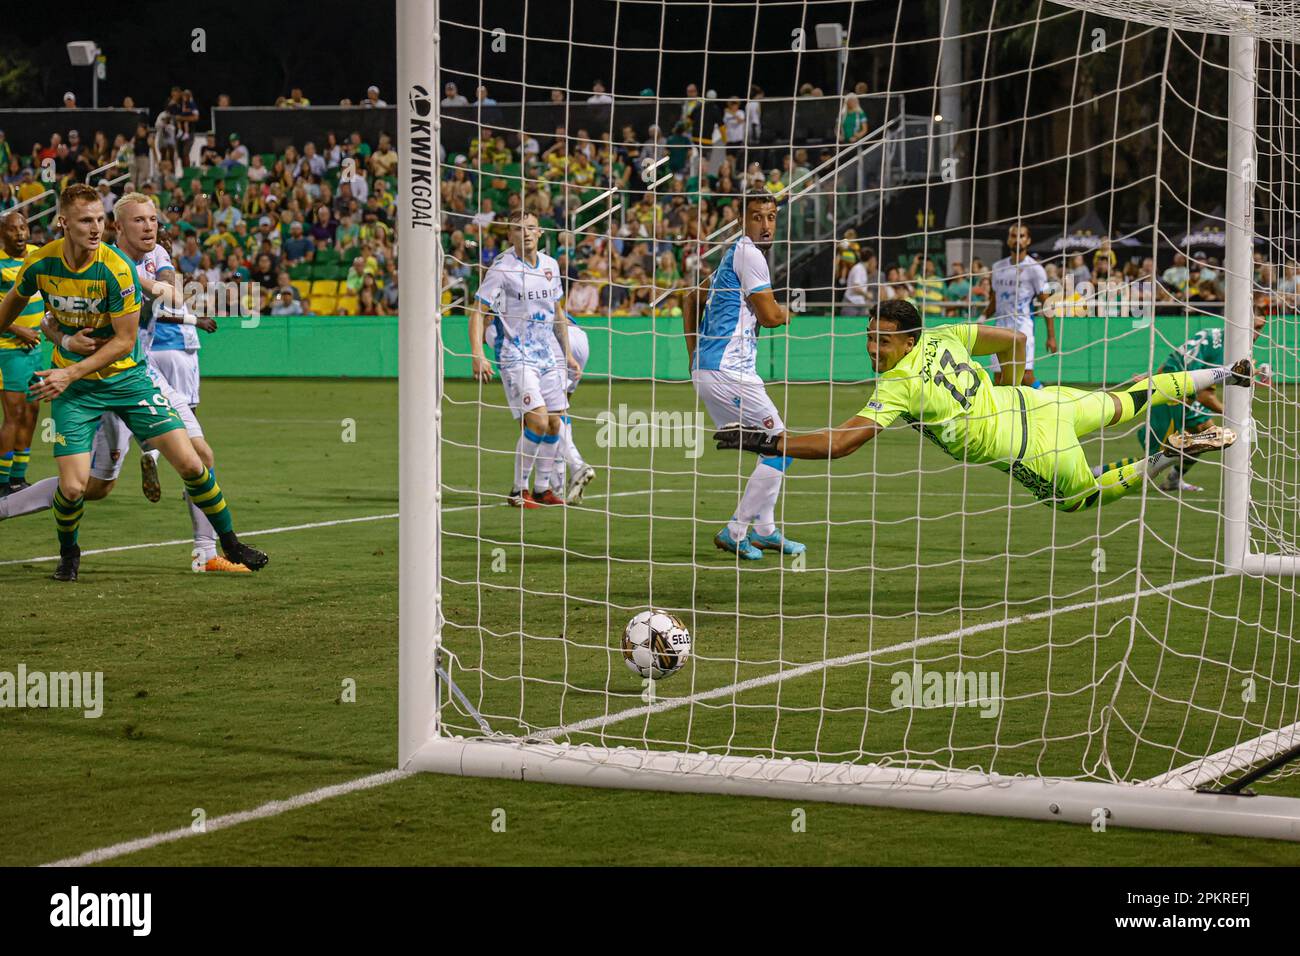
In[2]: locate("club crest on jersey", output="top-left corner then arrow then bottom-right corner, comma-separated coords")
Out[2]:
544,269 -> 553,282
763,416 -> 775,430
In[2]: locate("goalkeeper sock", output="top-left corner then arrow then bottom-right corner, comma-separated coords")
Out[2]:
515,428 -> 544,492
730,456 -> 787,539
0,475 -> 57,520
1112,368 -> 1233,426
1084,452 -> 1179,509
1092,456 -> 1140,478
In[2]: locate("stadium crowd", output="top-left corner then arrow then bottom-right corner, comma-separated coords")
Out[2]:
2,80 -> 1296,321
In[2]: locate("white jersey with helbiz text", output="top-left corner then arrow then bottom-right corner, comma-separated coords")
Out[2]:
989,254 -> 1047,330
692,235 -> 772,383
476,248 -> 565,371
133,244 -> 199,352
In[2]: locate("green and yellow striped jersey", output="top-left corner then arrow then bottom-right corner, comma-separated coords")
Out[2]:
0,242 -> 44,349
14,239 -> 143,380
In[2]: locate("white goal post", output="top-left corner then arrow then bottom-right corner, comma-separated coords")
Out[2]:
399,0 -> 1300,842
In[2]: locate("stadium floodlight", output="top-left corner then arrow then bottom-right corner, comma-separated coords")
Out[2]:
814,23 -> 849,95
401,0 -> 1300,842
65,40 -> 103,108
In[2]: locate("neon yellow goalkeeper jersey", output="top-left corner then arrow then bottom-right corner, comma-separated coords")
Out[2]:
857,323 -> 1024,464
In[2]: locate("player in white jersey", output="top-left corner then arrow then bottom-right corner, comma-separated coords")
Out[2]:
984,223 -> 1055,388
483,310 -> 595,504
470,210 -> 581,507
0,193 -> 250,572
685,193 -> 803,560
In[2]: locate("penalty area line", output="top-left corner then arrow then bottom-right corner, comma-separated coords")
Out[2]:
42,769 -> 415,867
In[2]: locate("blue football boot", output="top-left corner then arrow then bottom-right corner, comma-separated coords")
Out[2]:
746,528 -> 806,556
715,528 -> 763,560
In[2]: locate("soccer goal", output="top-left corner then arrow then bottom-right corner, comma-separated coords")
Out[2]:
400,0 -> 1300,841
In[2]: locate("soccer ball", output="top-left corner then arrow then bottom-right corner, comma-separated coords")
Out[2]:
622,610 -> 692,680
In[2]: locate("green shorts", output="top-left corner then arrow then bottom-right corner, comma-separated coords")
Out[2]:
51,365 -> 185,457
0,347 -> 42,395
1137,402 -> 1214,455
996,386 -> 1114,511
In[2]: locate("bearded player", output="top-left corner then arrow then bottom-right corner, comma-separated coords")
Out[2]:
0,183 -> 267,580
685,192 -> 803,560
716,299 -> 1249,513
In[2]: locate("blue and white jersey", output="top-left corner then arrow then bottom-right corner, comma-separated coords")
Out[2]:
692,235 -> 772,380
990,254 -> 1047,328
476,247 -> 564,370
134,245 -> 200,353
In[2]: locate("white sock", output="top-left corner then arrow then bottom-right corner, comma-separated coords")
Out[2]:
1190,366 -> 1233,390
187,491 -> 218,561
533,434 -> 560,493
145,447 -> 161,463
727,458 -> 785,541
1145,451 -> 1180,480
560,415 -> 587,471
0,476 -> 58,520
515,428 -> 543,491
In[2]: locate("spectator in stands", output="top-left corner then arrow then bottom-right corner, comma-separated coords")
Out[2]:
223,133 -> 249,171
844,254 -> 872,315
184,193 -> 213,234
680,83 -> 703,134
356,286 -> 387,316
286,87 -> 312,108
323,132 -> 343,169
588,80 -> 613,105
0,182 -> 16,213
475,85 -> 496,106
364,85 -> 387,108
1161,252 -> 1190,297
909,255 -> 946,317
62,92 -> 77,109
344,257 -> 367,294
130,121 -> 151,186
747,85 -> 764,148
442,82 -> 469,107
176,88 -> 200,161
383,269 -> 399,311
943,259 -> 973,316
271,288 -> 304,316
213,191 -> 242,230
299,141 -> 325,179
839,94 -> 869,144
250,252 -> 278,294
223,251 -> 250,283
369,134 -> 398,178
550,88 -> 565,104
4,156 -> 21,185
283,221 -> 313,264
177,235 -> 202,274
1068,253 -> 1090,286
722,98 -> 747,165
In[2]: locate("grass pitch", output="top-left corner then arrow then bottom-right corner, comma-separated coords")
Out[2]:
2,377 -> 1298,866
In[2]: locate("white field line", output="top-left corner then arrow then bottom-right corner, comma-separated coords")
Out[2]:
533,571 -> 1232,740
42,770 -> 414,867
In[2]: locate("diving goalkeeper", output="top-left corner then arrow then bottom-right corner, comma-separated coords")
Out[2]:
714,299 -> 1251,512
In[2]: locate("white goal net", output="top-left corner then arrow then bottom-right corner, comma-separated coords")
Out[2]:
400,0 -> 1300,840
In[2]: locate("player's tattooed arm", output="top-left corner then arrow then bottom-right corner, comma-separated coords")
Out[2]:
970,324 -> 1026,386
715,416 -> 883,460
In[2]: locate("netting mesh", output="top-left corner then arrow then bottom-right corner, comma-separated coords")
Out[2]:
434,0 -> 1300,795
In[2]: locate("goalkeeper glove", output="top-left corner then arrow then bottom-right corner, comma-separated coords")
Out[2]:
713,422 -> 783,456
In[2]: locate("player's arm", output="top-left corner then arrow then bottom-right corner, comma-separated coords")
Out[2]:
682,285 -> 701,364
554,303 -> 579,379
1197,386 -> 1224,414
715,415 -> 884,460
967,324 -> 1026,386
149,267 -> 218,332
982,293 -> 996,319
748,288 -> 788,328
0,286 -> 31,335
468,300 -> 494,382
31,310 -> 140,400
1037,289 -> 1057,353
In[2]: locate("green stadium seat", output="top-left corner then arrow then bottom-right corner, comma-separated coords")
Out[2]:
331,264 -> 351,281
310,262 -> 336,280
314,247 -> 341,266
183,166 -> 204,181
208,166 -> 227,180
289,263 -> 313,281
259,153 -> 277,169
340,245 -> 361,262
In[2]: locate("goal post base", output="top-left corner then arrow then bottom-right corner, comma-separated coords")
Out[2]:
406,737 -> 1300,843
1230,553 -> 1300,576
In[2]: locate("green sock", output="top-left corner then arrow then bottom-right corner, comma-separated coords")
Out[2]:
53,487 -> 84,551
183,467 -> 234,535
11,447 -> 30,481
0,453 -> 11,485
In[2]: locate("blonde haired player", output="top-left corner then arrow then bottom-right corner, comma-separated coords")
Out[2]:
469,210 -> 581,507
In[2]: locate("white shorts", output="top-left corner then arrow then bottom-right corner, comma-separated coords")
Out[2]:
501,362 -> 568,420
89,369 -> 202,481
148,349 -> 201,406
988,315 -> 1036,371
691,368 -> 784,435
